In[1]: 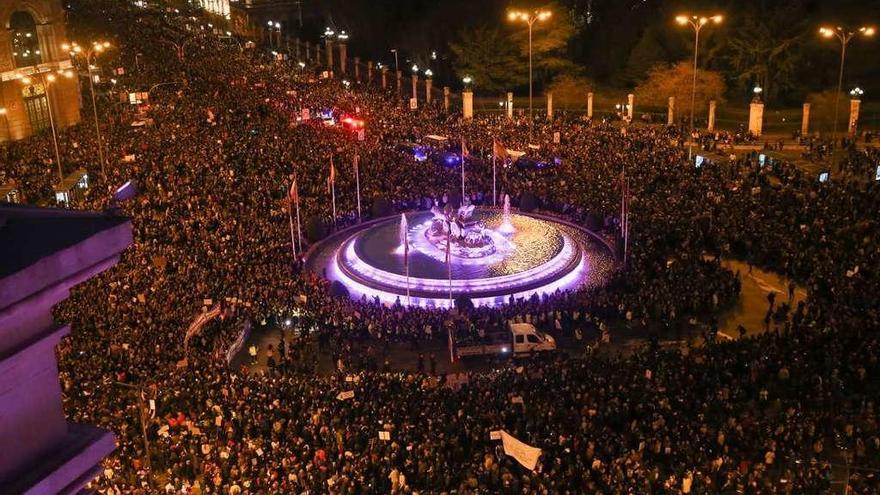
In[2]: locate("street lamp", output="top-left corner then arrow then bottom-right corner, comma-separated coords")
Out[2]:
850,87 -> 864,97
390,49 -> 399,74
508,8 -> 552,143
20,70 -> 71,184
425,69 -> 433,78
65,40 -> 112,179
676,14 -> 723,161
819,26 -> 875,140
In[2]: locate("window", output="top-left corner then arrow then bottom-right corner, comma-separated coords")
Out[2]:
527,335 -> 540,344
515,335 -> 524,344
22,84 -> 50,133
10,12 -> 42,68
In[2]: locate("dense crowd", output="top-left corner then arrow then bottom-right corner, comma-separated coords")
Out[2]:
3,1 -> 880,493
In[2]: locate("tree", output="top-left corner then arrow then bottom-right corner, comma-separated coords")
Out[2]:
450,27 -> 527,94
508,2 -> 578,76
635,62 -> 726,116
724,7 -> 805,103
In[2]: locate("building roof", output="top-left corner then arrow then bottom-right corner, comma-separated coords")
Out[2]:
0,204 -> 132,309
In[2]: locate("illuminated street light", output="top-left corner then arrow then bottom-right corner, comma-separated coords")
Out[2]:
20,72 -> 63,183
424,69 -> 433,78
66,40 -> 113,178
411,64 -> 418,73
462,76 -> 473,87
850,87 -> 864,97
818,25 -> 875,139
508,8 -> 552,142
676,13 -> 723,161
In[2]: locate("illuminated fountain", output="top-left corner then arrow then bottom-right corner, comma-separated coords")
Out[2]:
498,194 -> 516,234
306,205 -> 614,308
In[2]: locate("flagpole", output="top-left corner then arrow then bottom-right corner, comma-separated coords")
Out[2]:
330,156 -> 337,230
288,194 -> 297,257
354,154 -> 362,222
446,220 -> 452,307
295,179 -> 303,253
460,138 -> 465,204
492,153 -> 497,207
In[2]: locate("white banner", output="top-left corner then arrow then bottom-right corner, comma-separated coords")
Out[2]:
336,391 -> 355,401
500,431 -> 542,471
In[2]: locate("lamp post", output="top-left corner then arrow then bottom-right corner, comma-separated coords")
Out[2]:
267,21 -> 281,48
676,14 -> 723,161
390,48 -> 399,74
819,26 -> 875,140
64,40 -> 111,180
508,8 -> 552,143
20,70 -> 71,184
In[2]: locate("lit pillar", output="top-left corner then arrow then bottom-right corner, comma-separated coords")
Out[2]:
748,99 -> 764,137
425,78 -> 433,104
295,38 -> 301,60
849,98 -> 861,136
546,92 -> 553,119
801,103 -> 810,136
367,61 -> 374,84
463,89 -> 474,120
411,74 -> 418,105
667,96 -> 675,126
708,100 -> 717,132
354,57 -> 360,81
325,39 -> 334,71
315,43 -> 321,66
587,92 -> 594,119
305,41 -> 310,61
443,86 -> 450,112
381,67 -> 388,88
339,43 -> 347,74
627,93 -> 635,121
396,71 -> 402,94
506,92 -> 513,119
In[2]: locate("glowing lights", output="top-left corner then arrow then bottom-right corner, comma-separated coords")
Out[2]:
424,69 -> 433,78
308,209 -> 614,308
851,87 -> 864,97
508,9 -> 552,23
411,64 -> 419,73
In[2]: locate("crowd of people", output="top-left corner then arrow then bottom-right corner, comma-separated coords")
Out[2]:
3,1 -> 880,493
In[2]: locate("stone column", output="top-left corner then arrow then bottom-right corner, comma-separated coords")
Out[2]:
708,100 -> 717,132
381,68 -> 388,88
295,38 -> 301,60
425,78 -> 433,104
849,99 -> 861,136
339,43 -> 347,74
305,41 -> 311,61
506,92 -> 513,119
396,71 -> 402,94
354,57 -> 360,81
801,103 -> 810,136
546,92 -> 553,120
367,62 -> 374,84
667,97 -> 675,125
627,93 -> 635,121
748,99 -> 764,137
443,86 -> 450,112
411,74 -> 418,104
315,44 -> 321,66
325,39 -> 333,71
587,92 -> 594,119
463,90 -> 474,120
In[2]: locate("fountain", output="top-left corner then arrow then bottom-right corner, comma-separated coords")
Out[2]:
395,213 -> 409,255
498,194 -> 516,234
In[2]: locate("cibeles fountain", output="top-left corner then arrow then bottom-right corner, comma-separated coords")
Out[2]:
306,196 -> 615,308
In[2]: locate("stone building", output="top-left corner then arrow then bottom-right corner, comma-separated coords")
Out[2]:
0,204 -> 132,494
0,0 -> 80,142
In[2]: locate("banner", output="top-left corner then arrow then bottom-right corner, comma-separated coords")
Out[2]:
336,391 -> 355,400
225,321 -> 252,364
500,431 -> 542,471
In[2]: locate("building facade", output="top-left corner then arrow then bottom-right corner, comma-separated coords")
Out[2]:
0,0 -> 80,142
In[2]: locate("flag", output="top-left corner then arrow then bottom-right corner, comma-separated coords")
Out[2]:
329,158 -> 336,185
289,177 -> 298,203
493,139 -> 508,159
460,137 -> 469,158
404,234 -> 409,267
